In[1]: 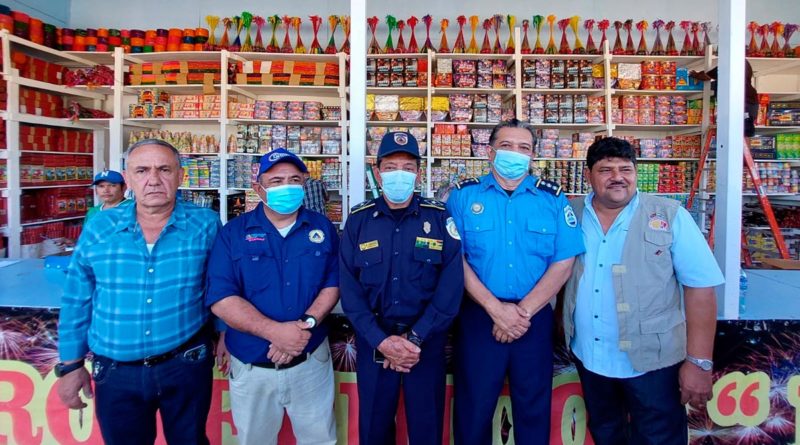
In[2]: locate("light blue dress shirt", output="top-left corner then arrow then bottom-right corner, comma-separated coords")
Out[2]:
572,192 -> 725,378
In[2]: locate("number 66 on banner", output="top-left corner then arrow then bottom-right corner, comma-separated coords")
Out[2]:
707,371 -> 770,427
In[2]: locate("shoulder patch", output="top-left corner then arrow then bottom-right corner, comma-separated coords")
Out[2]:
535,178 -> 563,196
350,200 -> 376,214
420,198 -> 446,210
454,177 -> 480,190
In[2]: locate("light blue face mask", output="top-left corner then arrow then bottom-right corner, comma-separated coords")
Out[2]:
380,170 -> 417,203
262,184 -> 305,214
493,149 -> 532,180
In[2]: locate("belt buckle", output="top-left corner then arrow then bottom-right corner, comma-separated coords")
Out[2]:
274,362 -> 282,370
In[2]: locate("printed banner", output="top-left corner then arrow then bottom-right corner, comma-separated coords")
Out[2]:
0,309 -> 798,444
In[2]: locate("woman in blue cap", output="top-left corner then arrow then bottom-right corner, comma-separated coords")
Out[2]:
85,170 -> 128,224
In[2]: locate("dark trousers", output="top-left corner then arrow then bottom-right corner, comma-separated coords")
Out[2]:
355,332 -> 447,445
92,336 -> 214,445
575,359 -> 688,445
454,299 -> 554,445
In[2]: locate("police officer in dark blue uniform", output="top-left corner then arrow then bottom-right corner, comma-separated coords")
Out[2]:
340,131 -> 464,445
447,119 -> 585,445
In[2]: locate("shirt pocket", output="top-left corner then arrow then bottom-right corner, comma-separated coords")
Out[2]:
237,247 -> 275,295
525,219 -> 556,257
296,244 -> 333,285
463,217 -> 495,258
356,247 -> 384,287
643,230 -> 672,265
413,247 -> 443,291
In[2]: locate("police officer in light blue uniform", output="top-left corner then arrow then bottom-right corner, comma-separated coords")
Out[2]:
340,131 -> 464,445
447,119 -> 585,445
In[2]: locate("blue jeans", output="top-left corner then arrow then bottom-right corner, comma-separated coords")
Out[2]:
92,337 -> 214,445
575,359 -> 688,445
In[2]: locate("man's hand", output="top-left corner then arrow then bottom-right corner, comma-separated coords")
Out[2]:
214,331 -> 230,375
57,367 -> 93,409
267,345 -> 295,365
377,335 -> 420,372
488,302 -> 531,340
266,320 -> 311,357
679,361 -> 713,410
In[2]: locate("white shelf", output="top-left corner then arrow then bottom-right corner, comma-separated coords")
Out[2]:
747,57 -> 800,77
432,156 -> 489,160
178,152 -> 219,156
123,51 -> 222,64
754,126 -> 800,135
14,113 -> 107,130
228,84 -> 340,98
231,52 -> 341,63
21,184 -> 92,190
612,124 -> 702,132
433,53 -> 514,61
432,121 -> 498,128
638,158 -> 701,162
758,91 -> 800,101
367,53 -> 428,60
523,88 -> 605,96
20,215 -> 86,226
125,84 -> 222,95
528,123 -> 607,131
611,89 -> 703,98
432,87 -> 514,96
521,53 -> 603,62
72,84 -> 115,95
230,119 -> 341,126
125,118 -> 220,125
610,54 -> 707,66
63,51 -> 116,66
2,31 -> 100,67
367,87 -> 428,96
367,120 -> 427,127
20,150 -> 94,156
0,150 -> 7,160
179,187 -> 220,191
297,154 -> 342,158
10,76 -> 108,100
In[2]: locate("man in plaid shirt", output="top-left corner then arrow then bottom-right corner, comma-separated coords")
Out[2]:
303,172 -> 328,216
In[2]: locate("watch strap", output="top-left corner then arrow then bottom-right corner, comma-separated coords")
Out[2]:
56,359 -> 85,377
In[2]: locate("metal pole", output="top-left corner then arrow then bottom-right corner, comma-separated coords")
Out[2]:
348,0 -> 367,214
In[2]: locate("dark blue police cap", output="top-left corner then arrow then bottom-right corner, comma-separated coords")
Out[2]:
378,131 -> 420,160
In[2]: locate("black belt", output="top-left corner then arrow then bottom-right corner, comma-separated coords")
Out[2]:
116,325 -> 211,367
252,353 -> 308,370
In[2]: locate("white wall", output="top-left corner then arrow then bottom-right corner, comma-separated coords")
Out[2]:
68,0 -> 800,48
6,0 -> 70,27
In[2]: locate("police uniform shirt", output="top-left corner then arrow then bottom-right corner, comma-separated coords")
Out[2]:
205,204 -> 339,364
447,173 -> 585,300
339,195 -> 464,350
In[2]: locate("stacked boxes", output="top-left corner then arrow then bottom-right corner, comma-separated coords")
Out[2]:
20,189 -> 92,222
536,130 -> 595,159
366,127 -> 427,156
20,88 -> 64,117
20,154 -> 92,186
611,95 -> 697,125
227,156 -> 260,189
234,60 -> 339,86
522,59 -> 595,89
129,130 -> 218,154
19,126 -> 93,153
180,155 -> 220,188
745,162 -> 800,194
523,93 -> 603,125
128,60 -> 222,86
776,133 -> 800,159
530,160 -> 590,194
248,100 -> 328,120
367,57 -> 427,87
170,94 -> 222,119
435,59 -> 514,89
12,53 -> 64,84
431,159 -> 491,192
228,125 -> 342,155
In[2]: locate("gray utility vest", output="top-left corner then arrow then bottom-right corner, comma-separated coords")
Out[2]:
563,194 -> 686,373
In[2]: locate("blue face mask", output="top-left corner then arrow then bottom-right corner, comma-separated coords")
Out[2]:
380,170 -> 417,204
493,149 -> 532,180
262,184 -> 305,214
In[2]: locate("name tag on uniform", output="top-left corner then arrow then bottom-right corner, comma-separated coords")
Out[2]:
359,240 -> 380,251
415,237 -> 443,251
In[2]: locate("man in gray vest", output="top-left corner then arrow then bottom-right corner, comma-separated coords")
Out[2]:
563,137 -> 724,445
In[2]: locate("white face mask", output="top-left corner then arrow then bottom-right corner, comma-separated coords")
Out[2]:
261,184 -> 305,214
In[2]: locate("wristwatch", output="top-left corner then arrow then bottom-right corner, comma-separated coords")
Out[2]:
407,330 -> 423,348
686,355 -> 713,372
300,314 -> 317,330
54,359 -> 85,377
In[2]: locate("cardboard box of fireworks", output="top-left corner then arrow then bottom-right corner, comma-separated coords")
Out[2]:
235,60 -> 339,86
129,61 -> 222,93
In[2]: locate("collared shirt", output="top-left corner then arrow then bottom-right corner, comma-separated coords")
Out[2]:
447,173 -> 585,300
303,177 -> 328,216
60,199 -> 221,362
205,204 -> 338,364
84,199 -> 130,225
571,192 -> 725,378
340,195 -> 464,349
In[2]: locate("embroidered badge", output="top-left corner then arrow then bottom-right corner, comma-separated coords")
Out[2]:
268,152 -> 289,162
564,205 -> 578,228
471,202 -> 484,214
394,132 -> 409,145
446,217 -> 460,240
245,233 -> 266,242
648,213 -> 669,231
423,221 -> 431,234
359,240 -> 380,251
309,229 -> 325,244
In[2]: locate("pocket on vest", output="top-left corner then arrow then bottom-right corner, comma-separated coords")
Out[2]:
638,310 -> 687,363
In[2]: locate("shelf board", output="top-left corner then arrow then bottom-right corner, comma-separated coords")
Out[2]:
20,150 -> 94,156
753,159 -> 800,163
432,121 -> 498,128
367,120 -> 427,127
178,152 -> 219,156
11,76 -> 108,100
230,119 -> 341,126
521,53 -> 603,62
125,84 -> 222,95
432,156 -> 489,160
528,123 -> 607,131
0,150 -> 7,160
72,84 -> 115,95
367,53 -> 428,60
125,118 -> 219,125
611,88 -> 703,98
433,53 -> 514,61
63,51 -> 116,66
759,91 -> 800,101
754,126 -> 800,135
610,54 -> 707,67
2,31 -> 100,67
366,87 -> 428,96
123,51 -> 222,64
21,215 -> 86,226
612,124 -> 702,132
21,183 -> 92,190
747,57 -> 800,77
297,154 -> 342,158
179,187 -> 220,191
637,157 -> 701,162
231,52 -> 340,63
523,88 -> 605,96
14,113 -> 105,130
228,84 -> 341,98
432,87 -> 514,96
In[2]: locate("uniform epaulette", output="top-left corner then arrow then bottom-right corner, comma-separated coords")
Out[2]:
535,178 -> 563,196
420,198 -> 446,210
454,177 -> 480,190
350,200 -> 376,214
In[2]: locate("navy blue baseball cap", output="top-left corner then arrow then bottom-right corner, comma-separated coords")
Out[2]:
258,148 -> 308,176
92,170 -> 124,185
378,131 -> 420,160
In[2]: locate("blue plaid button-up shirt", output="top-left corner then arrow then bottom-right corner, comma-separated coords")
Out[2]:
59,199 -> 221,362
